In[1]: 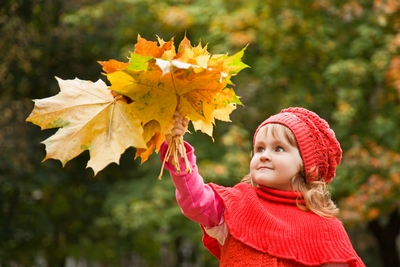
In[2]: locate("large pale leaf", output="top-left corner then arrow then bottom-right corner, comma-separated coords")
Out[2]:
26,77 -> 147,175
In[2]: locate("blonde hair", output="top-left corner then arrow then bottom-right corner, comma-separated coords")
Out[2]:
242,123 -> 339,218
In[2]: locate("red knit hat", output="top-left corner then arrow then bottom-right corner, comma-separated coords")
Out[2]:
254,107 -> 342,184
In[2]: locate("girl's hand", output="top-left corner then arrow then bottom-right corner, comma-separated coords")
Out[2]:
159,111 -> 192,178
171,111 -> 189,137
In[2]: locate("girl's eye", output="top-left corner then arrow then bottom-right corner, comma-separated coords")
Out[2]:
256,146 -> 265,153
275,146 -> 284,152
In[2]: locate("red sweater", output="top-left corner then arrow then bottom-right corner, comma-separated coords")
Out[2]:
202,183 -> 365,267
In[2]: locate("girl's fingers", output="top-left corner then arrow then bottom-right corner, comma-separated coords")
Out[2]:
172,126 -> 185,136
182,117 -> 189,127
171,111 -> 188,136
173,111 -> 182,120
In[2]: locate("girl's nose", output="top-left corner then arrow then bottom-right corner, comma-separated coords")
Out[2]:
260,150 -> 271,161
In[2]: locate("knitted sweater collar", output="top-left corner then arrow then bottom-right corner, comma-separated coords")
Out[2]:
255,185 -> 305,206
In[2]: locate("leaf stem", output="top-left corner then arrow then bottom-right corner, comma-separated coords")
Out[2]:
157,135 -> 192,180
158,139 -> 173,180
178,136 -> 192,173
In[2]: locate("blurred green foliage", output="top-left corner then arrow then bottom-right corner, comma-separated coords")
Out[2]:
1,0 -> 399,266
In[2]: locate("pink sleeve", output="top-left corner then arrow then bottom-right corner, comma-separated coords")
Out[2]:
160,141 -> 224,227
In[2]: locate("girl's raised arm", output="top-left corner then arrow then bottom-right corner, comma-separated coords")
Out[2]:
160,112 -> 224,227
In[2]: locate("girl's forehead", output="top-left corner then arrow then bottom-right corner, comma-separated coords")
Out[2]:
255,125 -> 287,142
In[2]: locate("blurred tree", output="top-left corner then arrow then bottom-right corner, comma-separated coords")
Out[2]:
0,0 -> 161,266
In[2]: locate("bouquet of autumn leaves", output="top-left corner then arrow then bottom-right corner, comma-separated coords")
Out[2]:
27,35 -> 248,178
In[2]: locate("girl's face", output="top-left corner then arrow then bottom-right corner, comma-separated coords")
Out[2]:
250,124 -> 303,191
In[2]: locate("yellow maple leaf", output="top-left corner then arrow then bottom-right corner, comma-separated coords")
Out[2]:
106,64 -> 225,130
134,120 -> 168,163
26,77 -> 147,175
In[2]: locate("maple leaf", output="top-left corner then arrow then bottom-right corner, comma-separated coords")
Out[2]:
27,34 -> 248,176
26,77 -> 147,175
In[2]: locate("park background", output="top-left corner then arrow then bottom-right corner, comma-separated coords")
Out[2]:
1,0 -> 400,266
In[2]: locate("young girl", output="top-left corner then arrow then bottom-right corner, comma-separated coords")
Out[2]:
160,107 -> 365,267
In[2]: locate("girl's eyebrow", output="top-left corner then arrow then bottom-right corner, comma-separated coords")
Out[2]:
270,138 -> 292,148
